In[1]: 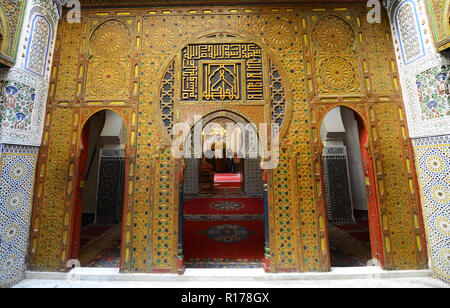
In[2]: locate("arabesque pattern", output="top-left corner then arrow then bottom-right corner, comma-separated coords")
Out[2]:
312,15 -> 361,95
413,136 -> 450,283
86,20 -> 132,99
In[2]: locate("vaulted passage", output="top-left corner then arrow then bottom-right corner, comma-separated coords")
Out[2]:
70,110 -> 127,268
320,106 -> 373,267
182,112 -> 265,269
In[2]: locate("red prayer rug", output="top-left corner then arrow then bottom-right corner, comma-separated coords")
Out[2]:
336,220 -> 371,244
80,225 -> 115,249
85,240 -> 121,268
183,197 -> 264,268
183,221 -> 265,263
184,197 -> 263,216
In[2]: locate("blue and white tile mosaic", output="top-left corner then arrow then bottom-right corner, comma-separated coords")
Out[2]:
0,144 -> 38,288
388,1 -> 450,283
394,0 -> 425,65
0,1 -> 60,287
25,14 -> 53,77
413,135 -> 450,283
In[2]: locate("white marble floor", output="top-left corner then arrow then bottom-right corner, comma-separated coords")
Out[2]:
14,277 -> 448,288
13,267 -> 449,288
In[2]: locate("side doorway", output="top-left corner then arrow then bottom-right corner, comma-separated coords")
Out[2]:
69,110 -> 127,268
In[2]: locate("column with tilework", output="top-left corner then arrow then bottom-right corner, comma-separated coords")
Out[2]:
0,0 -> 61,287
386,0 -> 450,283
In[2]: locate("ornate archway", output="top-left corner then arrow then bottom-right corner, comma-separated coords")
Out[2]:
317,105 -> 384,268
69,109 -> 128,266
182,109 -> 262,196
149,31 -> 293,272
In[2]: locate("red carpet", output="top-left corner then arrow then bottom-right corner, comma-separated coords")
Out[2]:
85,240 -> 121,268
183,221 -> 264,261
336,220 -> 371,244
183,197 -> 264,267
348,231 -> 371,243
184,198 -> 263,216
214,173 -> 241,189
80,225 -> 114,249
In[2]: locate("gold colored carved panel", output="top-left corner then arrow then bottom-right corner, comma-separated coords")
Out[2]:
31,108 -> 73,269
374,102 -> 426,269
0,0 -> 26,65
86,20 -> 133,99
55,22 -> 83,100
311,15 -> 361,96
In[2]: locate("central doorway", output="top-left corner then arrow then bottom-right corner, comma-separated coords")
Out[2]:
182,111 -> 265,269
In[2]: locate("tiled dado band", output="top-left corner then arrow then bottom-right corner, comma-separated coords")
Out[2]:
413,135 -> 450,284
0,145 -> 39,288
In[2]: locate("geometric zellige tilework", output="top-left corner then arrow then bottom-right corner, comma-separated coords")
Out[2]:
0,145 -> 38,288
413,135 -> 450,284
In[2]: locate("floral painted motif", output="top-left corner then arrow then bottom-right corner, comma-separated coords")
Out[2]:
415,65 -> 450,121
0,81 -> 36,131
209,201 -> 246,211
389,0 -> 450,137
204,224 -> 252,244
